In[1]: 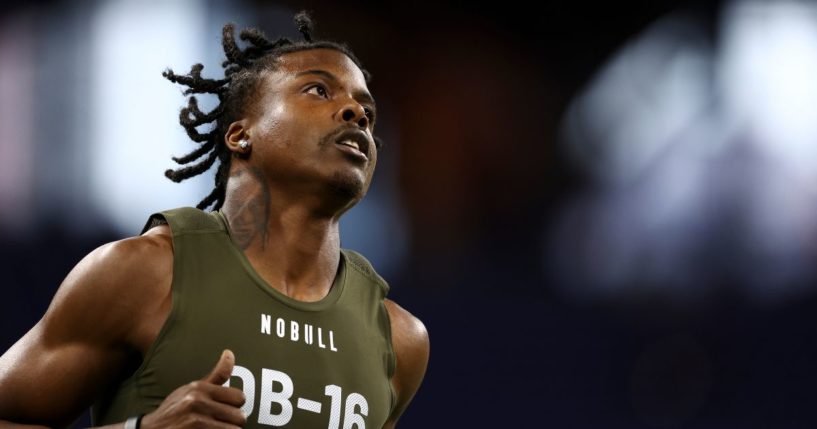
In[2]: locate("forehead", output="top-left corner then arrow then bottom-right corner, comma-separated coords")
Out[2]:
272,48 -> 369,89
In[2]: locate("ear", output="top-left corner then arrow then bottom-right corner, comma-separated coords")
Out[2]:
224,120 -> 249,153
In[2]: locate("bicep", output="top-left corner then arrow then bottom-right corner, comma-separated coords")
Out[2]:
0,320 -> 129,426
0,236 -> 169,426
383,299 -> 430,428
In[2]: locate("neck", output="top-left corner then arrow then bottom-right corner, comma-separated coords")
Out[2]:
220,164 -> 343,302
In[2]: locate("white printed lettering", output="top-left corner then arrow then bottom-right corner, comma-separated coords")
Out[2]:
343,392 -> 368,428
305,324 -> 314,345
276,318 -> 285,338
330,331 -> 338,352
223,364 -> 256,418
226,363 -> 373,427
258,314 -> 338,352
296,397 -> 322,413
290,321 -> 299,342
259,369 -> 294,426
325,384 -> 342,429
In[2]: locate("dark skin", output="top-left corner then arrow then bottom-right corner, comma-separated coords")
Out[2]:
0,48 -> 430,429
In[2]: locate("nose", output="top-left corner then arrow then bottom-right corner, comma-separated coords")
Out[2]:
339,102 -> 369,129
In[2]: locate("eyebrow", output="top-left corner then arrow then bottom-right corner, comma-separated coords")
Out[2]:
295,69 -> 377,108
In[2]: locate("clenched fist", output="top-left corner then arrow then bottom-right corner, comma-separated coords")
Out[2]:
139,350 -> 246,429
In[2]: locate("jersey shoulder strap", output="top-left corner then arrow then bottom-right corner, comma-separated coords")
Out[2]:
139,206 -> 224,235
342,248 -> 390,296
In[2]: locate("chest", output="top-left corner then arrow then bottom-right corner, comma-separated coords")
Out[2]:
133,276 -> 394,428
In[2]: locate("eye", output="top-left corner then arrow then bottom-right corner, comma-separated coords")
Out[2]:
306,84 -> 328,98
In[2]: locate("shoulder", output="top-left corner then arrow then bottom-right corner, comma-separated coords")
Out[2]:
383,299 -> 429,427
67,223 -> 173,300
0,225 -> 175,424
384,299 -> 429,353
43,224 -> 174,345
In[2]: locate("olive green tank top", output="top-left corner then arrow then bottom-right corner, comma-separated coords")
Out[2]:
92,207 -> 396,428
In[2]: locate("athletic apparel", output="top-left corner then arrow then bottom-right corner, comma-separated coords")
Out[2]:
92,207 -> 395,428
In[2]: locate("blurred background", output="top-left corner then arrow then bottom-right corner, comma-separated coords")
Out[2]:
3,0 -> 817,427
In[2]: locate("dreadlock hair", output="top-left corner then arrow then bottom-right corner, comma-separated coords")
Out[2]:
162,11 -> 375,211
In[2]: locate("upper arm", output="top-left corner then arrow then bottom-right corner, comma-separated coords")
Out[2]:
0,226 -> 173,427
382,299 -> 430,429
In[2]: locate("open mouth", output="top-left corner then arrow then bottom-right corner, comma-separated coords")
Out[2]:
337,139 -> 363,153
333,130 -> 371,161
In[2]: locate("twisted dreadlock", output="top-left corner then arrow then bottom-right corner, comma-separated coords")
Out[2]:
162,11 -> 374,211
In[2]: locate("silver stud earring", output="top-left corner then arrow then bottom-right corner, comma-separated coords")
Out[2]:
238,139 -> 250,150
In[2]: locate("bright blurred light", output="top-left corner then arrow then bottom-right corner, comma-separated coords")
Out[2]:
719,0 -> 817,182
89,0 -> 212,234
553,0 -> 817,303
562,14 -> 713,186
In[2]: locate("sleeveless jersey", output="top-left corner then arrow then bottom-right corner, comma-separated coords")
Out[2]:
92,207 -> 396,428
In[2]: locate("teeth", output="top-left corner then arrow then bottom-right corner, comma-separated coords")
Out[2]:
339,139 -> 360,151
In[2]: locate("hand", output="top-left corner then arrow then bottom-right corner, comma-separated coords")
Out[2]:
139,350 -> 246,429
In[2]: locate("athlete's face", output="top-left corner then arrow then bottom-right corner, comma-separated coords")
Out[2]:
243,49 -> 378,206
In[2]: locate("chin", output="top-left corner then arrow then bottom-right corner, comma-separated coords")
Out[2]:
327,171 -> 366,201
